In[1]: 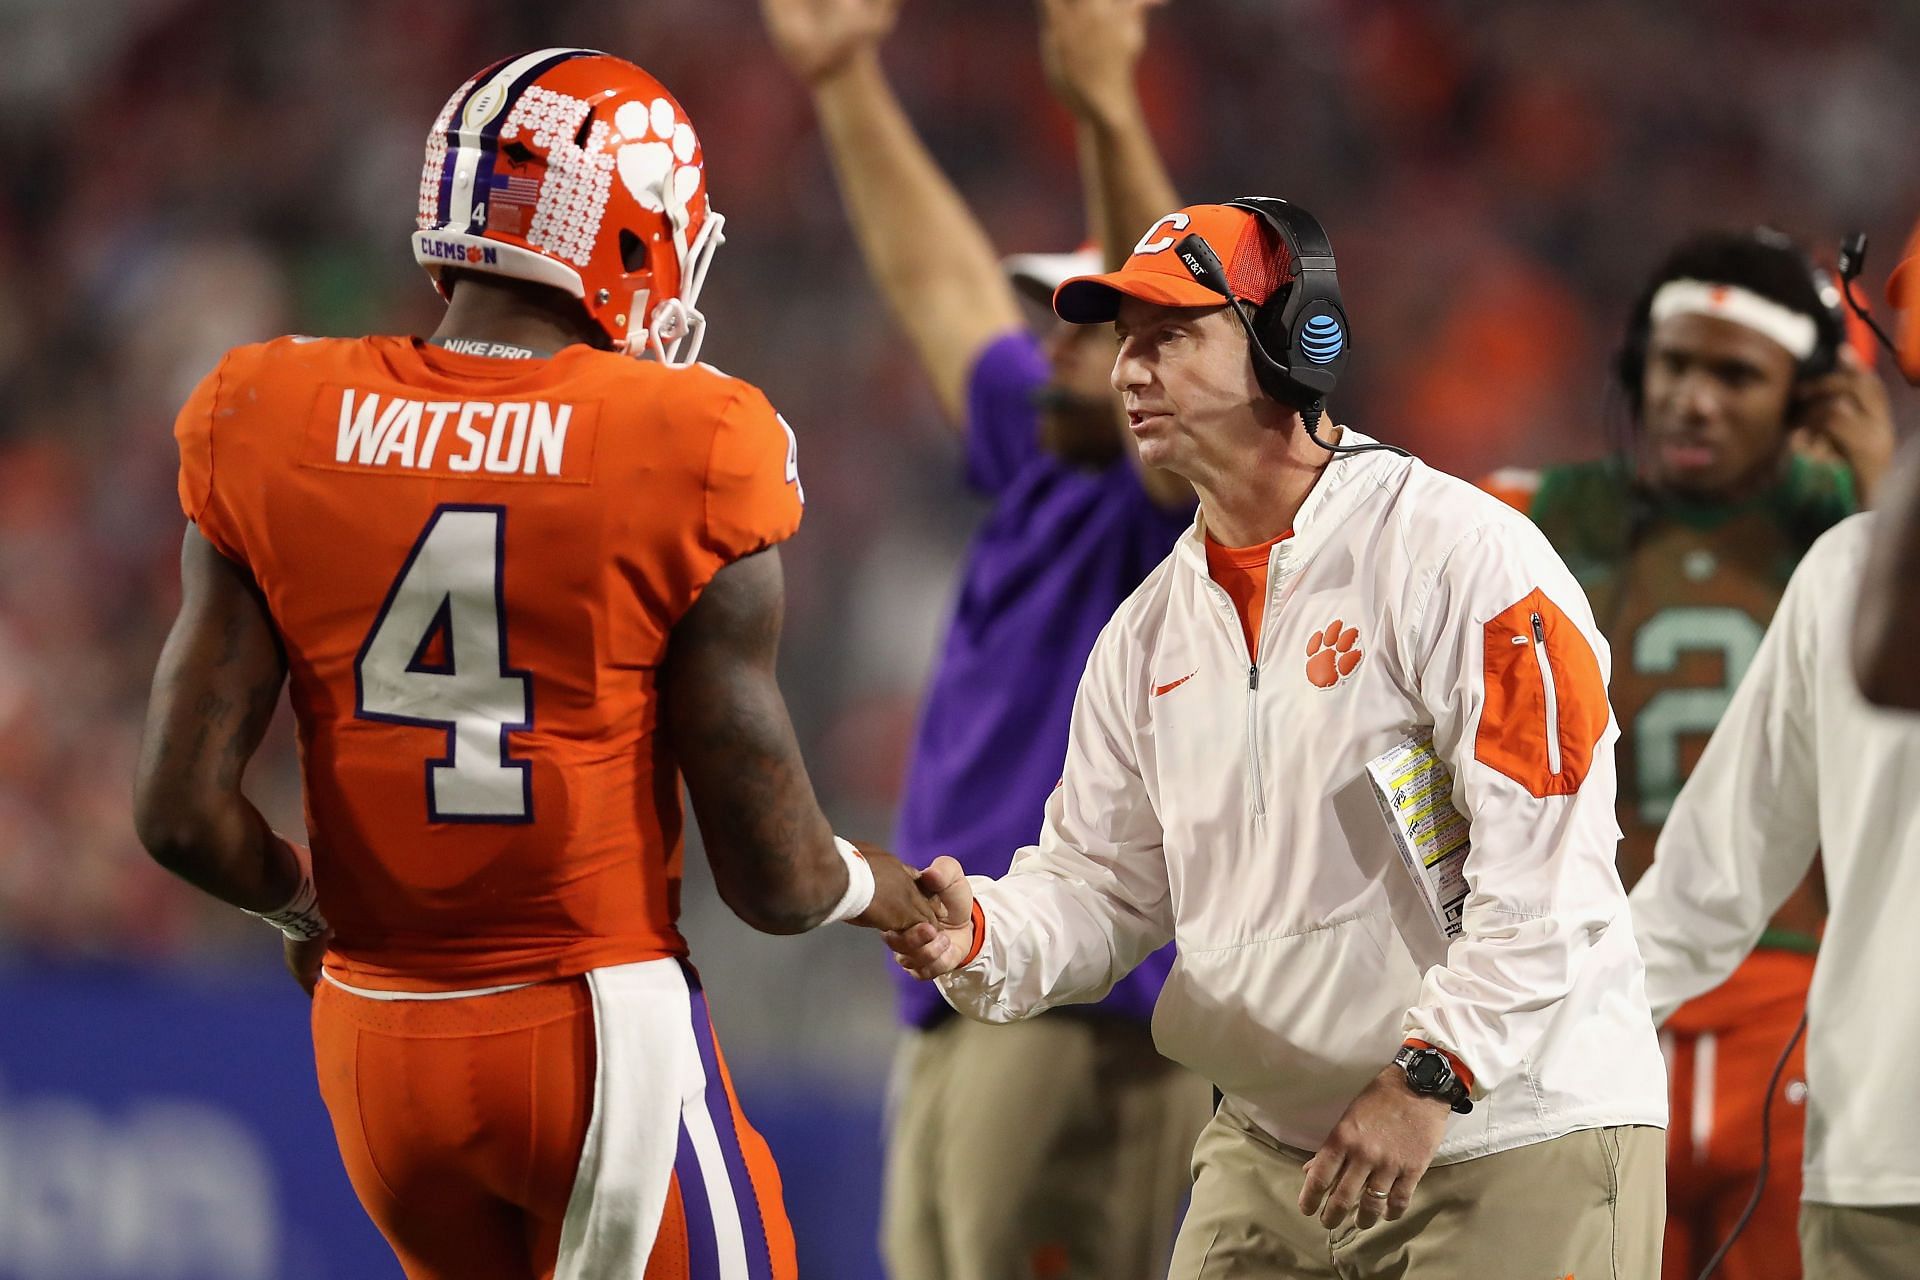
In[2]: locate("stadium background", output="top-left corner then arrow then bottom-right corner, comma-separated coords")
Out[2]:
0,0 -> 1915,1276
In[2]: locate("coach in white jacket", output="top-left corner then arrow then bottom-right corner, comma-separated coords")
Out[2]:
1630,513 -> 1920,1280
887,201 -> 1669,1278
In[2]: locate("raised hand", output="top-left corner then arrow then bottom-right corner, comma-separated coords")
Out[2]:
760,0 -> 904,86
1037,0 -> 1167,124
1791,345 -> 1897,505
882,855 -> 977,979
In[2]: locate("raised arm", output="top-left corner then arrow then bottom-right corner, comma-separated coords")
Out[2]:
1039,0 -> 1179,272
134,526 -> 303,915
1038,0 -> 1191,510
661,547 -> 934,934
762,0 -> 1021,424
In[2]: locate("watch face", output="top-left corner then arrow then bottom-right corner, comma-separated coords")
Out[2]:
1408,1053 -> 1446,1090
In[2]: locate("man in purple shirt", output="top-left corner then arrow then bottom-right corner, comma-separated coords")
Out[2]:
762,0 -> 1210,1276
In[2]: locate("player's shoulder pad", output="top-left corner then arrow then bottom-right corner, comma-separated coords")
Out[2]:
575,351 -> 778,415
213,334 -> 366,385
1478,466 -> 1542,513
253,333 -> 355,358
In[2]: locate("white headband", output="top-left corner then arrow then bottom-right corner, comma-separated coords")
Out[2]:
1648,278 -> 1818,361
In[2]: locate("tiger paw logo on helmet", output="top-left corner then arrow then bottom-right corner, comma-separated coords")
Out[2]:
413,49 -> 727,366
1306,618 -> 1363,688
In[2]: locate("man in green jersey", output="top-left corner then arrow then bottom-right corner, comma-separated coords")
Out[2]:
1484,229 -> 1896,1280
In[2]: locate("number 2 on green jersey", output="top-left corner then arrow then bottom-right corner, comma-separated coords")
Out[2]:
1631,606 -> 1764,825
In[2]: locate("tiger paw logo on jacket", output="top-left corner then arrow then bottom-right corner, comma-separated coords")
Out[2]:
1305,618 -> 1363,688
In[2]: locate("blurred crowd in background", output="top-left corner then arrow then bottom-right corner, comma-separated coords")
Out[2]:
1,0 -> 1916,1069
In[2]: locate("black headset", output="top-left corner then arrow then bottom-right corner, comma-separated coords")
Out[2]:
1174,196 -> 1407,458
1612,229 -> 1846,419
1837,231 -> 1919,386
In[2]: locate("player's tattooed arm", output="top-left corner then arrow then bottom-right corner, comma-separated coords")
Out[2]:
133,525 -> 303,913
663,548 -> 938,933
1855,433 -> 1920,709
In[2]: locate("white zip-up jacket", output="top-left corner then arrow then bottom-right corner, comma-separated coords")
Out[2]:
1631,515 -> 1920,1206
937,433 -> 1668,1161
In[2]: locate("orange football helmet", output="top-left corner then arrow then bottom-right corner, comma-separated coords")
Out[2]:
413,49 -> 724,365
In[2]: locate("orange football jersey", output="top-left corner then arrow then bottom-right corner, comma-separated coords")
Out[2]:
174,335 -> 804,991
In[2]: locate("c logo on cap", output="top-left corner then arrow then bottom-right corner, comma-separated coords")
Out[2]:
1134,212 -> 1192,256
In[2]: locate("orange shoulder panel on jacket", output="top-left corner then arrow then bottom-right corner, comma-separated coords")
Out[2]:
1475,587 -> 1607,798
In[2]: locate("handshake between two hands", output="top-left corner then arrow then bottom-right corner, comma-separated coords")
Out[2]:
849,847 -> 977,980
851,845 -> 1454,1233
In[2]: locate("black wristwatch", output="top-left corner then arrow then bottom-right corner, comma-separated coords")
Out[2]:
1394,1045 -> 1473,1115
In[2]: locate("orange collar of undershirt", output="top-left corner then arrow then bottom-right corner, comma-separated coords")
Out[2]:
1203,530 -> 1293,573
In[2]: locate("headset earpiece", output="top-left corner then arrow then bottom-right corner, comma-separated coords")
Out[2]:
1173,196 -> 1407,458
1223,196 -> 1351,410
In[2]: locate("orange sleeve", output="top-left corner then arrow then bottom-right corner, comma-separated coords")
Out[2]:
703,382 -> 803,565
172,350 -> 250,565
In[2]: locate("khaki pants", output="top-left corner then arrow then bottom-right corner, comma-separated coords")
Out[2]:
1169,1097 -> 1666,1279
881,1014 -> 1214,1280
1799,1202 -> 1920,1279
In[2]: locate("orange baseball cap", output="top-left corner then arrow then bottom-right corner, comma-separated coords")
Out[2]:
1053,203 -> 1295,325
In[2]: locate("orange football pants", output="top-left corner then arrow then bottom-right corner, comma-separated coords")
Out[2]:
1661,949 -> 1814,1280
312,972 -> 796,1280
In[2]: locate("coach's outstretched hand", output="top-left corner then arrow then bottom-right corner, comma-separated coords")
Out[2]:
848,844 -> 945,932
760,0 -> 902,86
882,855 -> 976,979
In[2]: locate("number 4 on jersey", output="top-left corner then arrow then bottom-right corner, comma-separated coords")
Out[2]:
355,504 -> 533,822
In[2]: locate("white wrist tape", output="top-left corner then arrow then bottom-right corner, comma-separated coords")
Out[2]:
820,836 -> 876,926
245,839 -> 330,942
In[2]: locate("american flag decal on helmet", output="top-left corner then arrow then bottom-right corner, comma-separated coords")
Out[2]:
417,48 -> 600,236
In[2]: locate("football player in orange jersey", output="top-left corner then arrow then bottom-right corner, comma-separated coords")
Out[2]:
131,49 -> 938,1280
